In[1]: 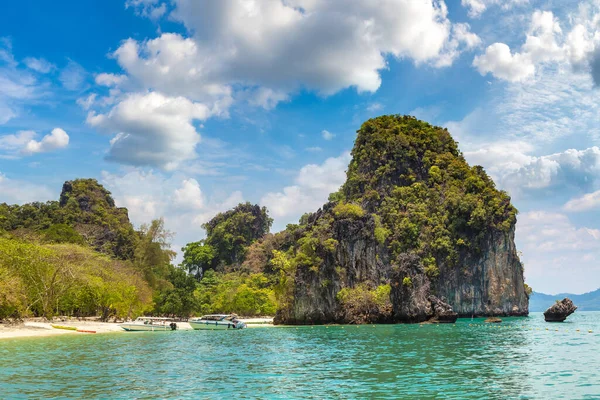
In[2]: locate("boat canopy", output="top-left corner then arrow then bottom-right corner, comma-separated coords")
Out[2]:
197,314 -> 237,321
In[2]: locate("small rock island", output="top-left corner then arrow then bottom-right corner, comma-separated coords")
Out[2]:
544,298 -> 577,322
266,115 -> 529,324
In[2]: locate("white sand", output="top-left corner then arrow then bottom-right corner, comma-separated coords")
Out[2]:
0,317 -> 274,339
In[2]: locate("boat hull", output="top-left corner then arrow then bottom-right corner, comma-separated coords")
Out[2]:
189,320 -> 244,330
119,324 -> 173,332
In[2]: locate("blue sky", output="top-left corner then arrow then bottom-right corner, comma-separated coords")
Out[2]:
1,0 -> 600,294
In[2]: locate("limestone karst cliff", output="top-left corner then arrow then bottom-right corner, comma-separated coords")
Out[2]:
270,115 -> 529,324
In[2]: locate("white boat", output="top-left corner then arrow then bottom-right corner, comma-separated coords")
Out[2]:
188,314 -> 246,330
119,317 -> 178,332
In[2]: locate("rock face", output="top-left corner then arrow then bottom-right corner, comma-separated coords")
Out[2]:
58,179 -> 136,260
434,226 -> 529,317
273,115 -> 529,324
428,296 -> 458,323
544,298 -> 577,322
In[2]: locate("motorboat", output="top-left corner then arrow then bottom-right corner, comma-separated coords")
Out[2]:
119,317 -> 178,331
188,314 -> 246,330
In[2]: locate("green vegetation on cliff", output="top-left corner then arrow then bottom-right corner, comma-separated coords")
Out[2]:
181,202 -> 272,277
0,179 -> 137,260
340,115 -> 516,268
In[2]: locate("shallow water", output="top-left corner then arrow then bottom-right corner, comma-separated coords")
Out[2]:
1,312 -> 599,399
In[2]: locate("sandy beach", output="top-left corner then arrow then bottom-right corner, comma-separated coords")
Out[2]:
0,317 -> 274,340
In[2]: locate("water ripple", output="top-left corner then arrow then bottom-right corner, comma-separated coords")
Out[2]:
0,312 -> 599,399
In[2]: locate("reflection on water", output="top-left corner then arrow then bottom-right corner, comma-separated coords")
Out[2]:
1,312 -> 599,399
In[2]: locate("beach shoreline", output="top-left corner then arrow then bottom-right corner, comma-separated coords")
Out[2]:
0,317 -> 274,340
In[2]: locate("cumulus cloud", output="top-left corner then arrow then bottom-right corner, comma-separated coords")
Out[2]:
563,190 -> 600,212
1,129 -> 69,156
0,130 -> 36,152
461,0 -> 529,18
95,73 -> 127,87
87,91 -> 219,170
85,1 -> 483,169
473,43 -> 535,82
23,57 -> 55,73
23,128 -> 69,154
366,103 -> 384,113
321,130 -> 335,140
125,0 -> 167,20
473,8 -> 600,82
516,210 -> 600,293
77,93 -> 97,110
460,142 -> 600,199
260,152 -> 351,225
101,169 -> 244,254
173,178 -> 205,210
108,1 -> 477,106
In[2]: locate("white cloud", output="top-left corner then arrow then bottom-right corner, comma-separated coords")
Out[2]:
105,0 -> 478,111
0,130 -> 36,151
0,40 -> 44,124
461,0 -> 529,18
95,73 -> 127,87
23,128 -> 69,154
77,93 -> 97,110
564,190 -> 600,212
321,130 -> 335,140
247,88 -> 289,110
111,34 -> 233,105
459,141 -> 600,199
59,60 -> 87,91
173,178 -> 204,210
472,8 -> 600,82
473,43 -> 535,82
260,152 -> 350,224
23,57 -> 55,73
87,91 -> 218,170
516,210 -> 600,293
366,103 -> 384,113
436,22 -> 482,67
0,172 -> 54,204
101,169 -> 244,254
125,0 -> 167,20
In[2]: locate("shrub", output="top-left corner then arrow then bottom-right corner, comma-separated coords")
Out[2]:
333,202 -> 365,219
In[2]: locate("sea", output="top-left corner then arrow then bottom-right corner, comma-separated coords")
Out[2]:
1,312 -> 599,399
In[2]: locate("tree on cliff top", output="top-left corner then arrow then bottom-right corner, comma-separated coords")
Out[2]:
181,202 -> 273,277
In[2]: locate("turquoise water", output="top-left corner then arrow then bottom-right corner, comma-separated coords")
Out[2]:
1,312 -> 599,399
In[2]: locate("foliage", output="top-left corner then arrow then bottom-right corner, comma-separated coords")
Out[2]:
201,202 -> 273,269
181,241 -> 215,278
0,179 -> 138,260
153,265 -> 199,319
193,270 -> 277,317
332,202 -> 365,219
41,224 -> 84,245
340,115 -> 517,271
373,215 -> 390,245
402,277 -> 413,287
0,236 -> 152,320
524,283 -> 533,296
336,284 -> 392,322
134,218 -> 175,288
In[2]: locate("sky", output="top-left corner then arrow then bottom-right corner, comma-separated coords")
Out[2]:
1,0 -> 600,294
